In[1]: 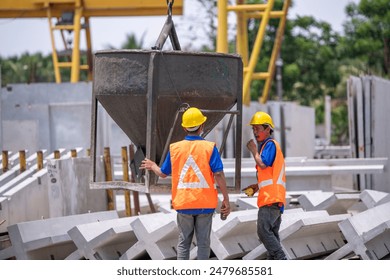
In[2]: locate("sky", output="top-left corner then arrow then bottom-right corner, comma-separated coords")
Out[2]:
0,0 -> 359,58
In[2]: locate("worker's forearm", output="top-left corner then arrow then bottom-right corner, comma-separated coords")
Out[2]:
152,165 -> 167,178
214,171 -> 229,201
252,152 -> 266,169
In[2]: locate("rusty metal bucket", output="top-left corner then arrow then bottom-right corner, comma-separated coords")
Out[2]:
90,50 -> 243,191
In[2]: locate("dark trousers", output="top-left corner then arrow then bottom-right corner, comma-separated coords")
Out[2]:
257,204 -> 287,260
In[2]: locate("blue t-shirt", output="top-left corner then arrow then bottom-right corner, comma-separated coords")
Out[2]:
258,137 -> 276,167
160,135 -> 223,215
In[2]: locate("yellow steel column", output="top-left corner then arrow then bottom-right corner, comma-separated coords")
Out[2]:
236,0 -> 248,66
70,1 -> 82,83
242,0 -> 274,105
217,0 -> 228,53
47,6 -> 61,83
260,0 -> 290,104
84,16 -> 93,81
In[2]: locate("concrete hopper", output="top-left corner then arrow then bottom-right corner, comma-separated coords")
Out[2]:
90,50 -> 243,193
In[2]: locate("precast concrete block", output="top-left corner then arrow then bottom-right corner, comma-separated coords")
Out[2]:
47,157 -> 107,217
0,210 -> 119,260
298,191 -> 361,215
120,212 -> 179,260
0,169 -> 49,232
0,197 -> 9,234
210,209 -> 259,260
281,214 -> 350,259
360,190 -> 389,208
235,197 -> 258,210
327,201 -> 390,260
243,209 -> 330,260
67,216 -> 140,260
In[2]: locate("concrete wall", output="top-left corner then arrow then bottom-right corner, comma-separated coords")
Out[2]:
0,82 -> 130,157
348,76 -> 390,192
1,82 -> 316,159
208,101 -> 315,159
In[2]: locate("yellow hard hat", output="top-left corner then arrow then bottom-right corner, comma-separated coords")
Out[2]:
249,111 -> 274,128
181,107 -> 207,128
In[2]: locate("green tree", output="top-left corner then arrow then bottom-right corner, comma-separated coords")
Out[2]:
342,0 -> 390,77
0,52 -> 55,85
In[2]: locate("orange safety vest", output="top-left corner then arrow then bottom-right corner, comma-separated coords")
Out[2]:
256,139 -> 286,208
170,140 -> 218,210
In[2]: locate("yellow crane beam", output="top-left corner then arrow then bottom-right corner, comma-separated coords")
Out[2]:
0,0 -> 183,18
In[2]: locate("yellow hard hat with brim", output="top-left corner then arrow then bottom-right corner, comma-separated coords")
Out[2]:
249,111 -> 274,128
182,107 -> 207,128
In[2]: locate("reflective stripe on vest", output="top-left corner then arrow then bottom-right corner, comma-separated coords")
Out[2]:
258,163 -> 286,189
177,155 -> 210,189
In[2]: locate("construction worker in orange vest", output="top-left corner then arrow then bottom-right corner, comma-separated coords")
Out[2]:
140,107 -> 231,260
243,111 -> 287,260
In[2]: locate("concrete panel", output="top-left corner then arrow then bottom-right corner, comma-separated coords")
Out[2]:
328,201 -> 390,260
210,209 -> 259,260
243,209 -> 330,260
0,210 -> 119,260
47,157 -> 108,217
0,169 -> 49,233
67,216 -> 139,260
2,120 -> 39,152
360,190 -> 390,208
281,214 -> 350,259
362,220 -> 390,259
0,151 -> 32,188
298,192 -> 361,215
280,102 -> 315,158
371,77 -> 390,192
49,103 -> 91,150
0,196 -> 9,234
120,212 -> 179,260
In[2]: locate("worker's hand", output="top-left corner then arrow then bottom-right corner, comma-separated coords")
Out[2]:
140,158 -> 156,170
246,139 -> 257,155
242,184 -> 259,197
220,200 -> 231,217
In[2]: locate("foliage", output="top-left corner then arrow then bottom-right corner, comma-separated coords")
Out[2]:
342,0 -> 390,77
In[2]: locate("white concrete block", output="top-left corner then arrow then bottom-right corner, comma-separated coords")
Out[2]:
360,190 -> 389,208
243,209 -> 331,260
210,209 -> 259,260
120,212 -> 178,260
281,214 -> 350,259
298,191 -> 361,215
327,202 -> 390,260
67,216 -> 139,260
0,210 -> 119,260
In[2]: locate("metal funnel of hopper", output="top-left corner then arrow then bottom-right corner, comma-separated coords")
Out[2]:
90,50 -> 243,192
